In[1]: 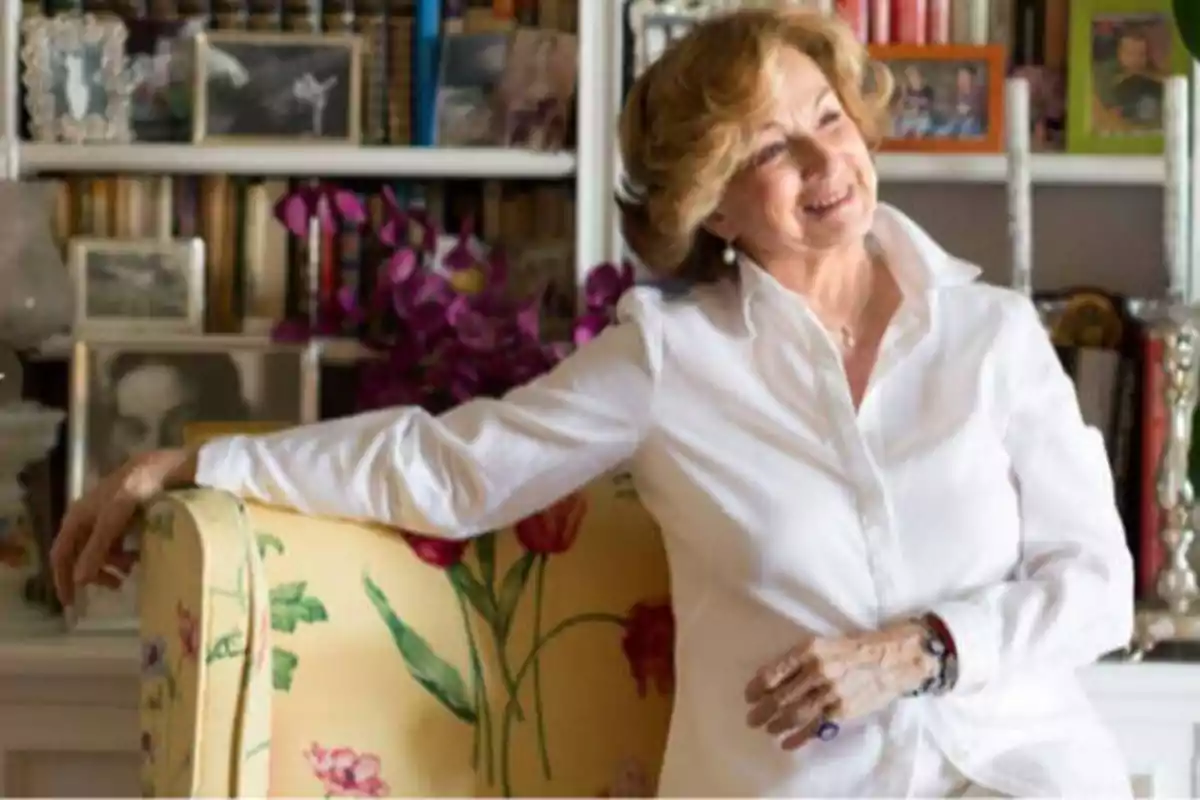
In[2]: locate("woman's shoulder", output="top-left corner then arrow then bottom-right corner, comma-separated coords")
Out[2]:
617,278 -> 746,331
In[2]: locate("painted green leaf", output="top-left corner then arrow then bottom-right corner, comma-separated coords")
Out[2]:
363,574 -> 477,724
205,630 -> 246,664
475,536 -> 496,590
270,581 -> 330,633
256,532 -> 285,560
496,552 -> 536,639
449,564 -> 496,627
272,647 -> 299,691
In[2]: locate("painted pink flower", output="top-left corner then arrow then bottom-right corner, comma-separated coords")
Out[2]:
621,600 -> 675,697
176,601 -> 199,660
304,742 -> 390,797
252,605 -> 270,672
599,756 -> 654,797
514,493 -> 587,555
402,532 -> 468,569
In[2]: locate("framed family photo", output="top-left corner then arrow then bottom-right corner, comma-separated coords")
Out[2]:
20,13 -> 134,144
66,339 -> 319,630
193,30 -> 363,144
869,44 -> 1006,153
68,237 -> 205,336
1066,0 -> 1189,154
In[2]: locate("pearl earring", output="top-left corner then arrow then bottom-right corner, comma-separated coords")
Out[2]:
722,243 -> 736,264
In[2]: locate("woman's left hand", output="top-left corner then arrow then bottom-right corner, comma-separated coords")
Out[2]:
744,621 -> 936,750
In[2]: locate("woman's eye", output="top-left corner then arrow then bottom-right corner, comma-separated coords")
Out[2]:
819,110 -> 842,126
750,142 -> 788,166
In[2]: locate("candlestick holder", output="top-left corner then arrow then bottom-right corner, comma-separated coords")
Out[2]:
1126,298 -> 1200,659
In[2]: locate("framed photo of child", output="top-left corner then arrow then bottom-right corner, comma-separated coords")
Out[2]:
868,45 -> 1006,153
1066,0 -> 1189,154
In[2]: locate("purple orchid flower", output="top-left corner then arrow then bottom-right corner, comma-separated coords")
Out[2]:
273,183 -> 367,238
378,186 -> 438,252
583,260 -> 636,313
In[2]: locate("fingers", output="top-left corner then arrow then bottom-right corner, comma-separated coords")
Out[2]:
745,642 -> 815,703
50,496 -> 98,608
780,700 -> 842,751
74,492 -> 140,590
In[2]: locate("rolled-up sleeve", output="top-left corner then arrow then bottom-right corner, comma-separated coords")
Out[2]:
195,288 -> 662,537
931,295 -> 1135,692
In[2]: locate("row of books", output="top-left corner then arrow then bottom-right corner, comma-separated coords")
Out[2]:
830,0 -> 1060,53
22,0 -> 579,146
1040,288 -> 1191,605
46,173 -> 577,336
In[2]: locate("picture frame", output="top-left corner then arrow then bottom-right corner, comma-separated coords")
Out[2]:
20,13 -> 134,144
1066,0 -> 1189,154
193,30 -> 364,144
66,339 -> 320,631
69,237 -> 206,337
499,29 -> 579,151
869,44 -> 1006,153
627,0 -> 715,78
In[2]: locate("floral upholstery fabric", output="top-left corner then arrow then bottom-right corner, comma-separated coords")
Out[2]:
137,474 -> 674,797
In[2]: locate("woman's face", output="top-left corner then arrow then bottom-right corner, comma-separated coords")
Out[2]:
706,47 -> 877,262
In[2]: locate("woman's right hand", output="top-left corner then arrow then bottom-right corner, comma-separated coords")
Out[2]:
50,447 -> 198,608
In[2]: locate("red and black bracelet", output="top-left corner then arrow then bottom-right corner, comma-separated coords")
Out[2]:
906,612 -> 960,697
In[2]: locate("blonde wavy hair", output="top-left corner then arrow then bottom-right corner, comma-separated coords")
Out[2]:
617,8 -> 894,282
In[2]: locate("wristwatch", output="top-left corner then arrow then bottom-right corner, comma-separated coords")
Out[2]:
906,613 -> 959,697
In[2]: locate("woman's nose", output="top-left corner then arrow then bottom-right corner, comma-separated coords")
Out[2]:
788,137 -> 834,179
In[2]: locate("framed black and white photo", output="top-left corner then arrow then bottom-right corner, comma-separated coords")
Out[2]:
20,13 -> 134,144
66,339 -> 319,630
193,30 -> 363,144
69,237 -> 205,336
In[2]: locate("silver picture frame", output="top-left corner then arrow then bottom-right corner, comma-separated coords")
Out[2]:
628,0 -> 720,77
68,237 -> 206,337
66,337 -> 322,631
20,13 -> 134,144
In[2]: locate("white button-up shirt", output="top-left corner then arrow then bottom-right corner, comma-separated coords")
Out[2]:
197,204 -> 1135,798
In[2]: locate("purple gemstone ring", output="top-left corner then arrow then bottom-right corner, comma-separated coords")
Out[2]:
816,719 -> 840,742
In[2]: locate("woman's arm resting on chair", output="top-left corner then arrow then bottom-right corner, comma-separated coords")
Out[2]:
926,296 -> 1135,694
195,292 -> 660,536
54,291 -> 661,603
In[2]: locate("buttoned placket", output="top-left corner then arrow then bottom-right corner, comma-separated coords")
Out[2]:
811,298 -> 931,625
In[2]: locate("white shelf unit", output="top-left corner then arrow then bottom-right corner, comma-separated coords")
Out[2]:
18,143 -> 577,178
876,153 -> 1166,186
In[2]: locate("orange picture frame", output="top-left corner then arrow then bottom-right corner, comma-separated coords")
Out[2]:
867,44 -> 1007,154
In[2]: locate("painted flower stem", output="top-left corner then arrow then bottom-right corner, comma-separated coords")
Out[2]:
455,591 -> 494,783
499,612 -> 626,797
530,555 -> 551,779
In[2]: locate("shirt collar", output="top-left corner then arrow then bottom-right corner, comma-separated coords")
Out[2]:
736,202 -> 981,333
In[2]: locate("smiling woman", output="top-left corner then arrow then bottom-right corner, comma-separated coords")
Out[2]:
54,7 -> 1134,799
616,8 -> 893,283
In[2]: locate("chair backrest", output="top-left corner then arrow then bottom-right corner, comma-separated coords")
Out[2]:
138,473 -> 673,797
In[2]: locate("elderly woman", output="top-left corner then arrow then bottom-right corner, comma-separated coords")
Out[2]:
53,8 -> 1133,798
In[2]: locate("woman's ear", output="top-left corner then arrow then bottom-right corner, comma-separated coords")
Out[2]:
703,207 -> 738,243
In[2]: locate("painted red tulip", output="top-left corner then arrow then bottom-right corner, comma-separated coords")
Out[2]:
514,493 -> 587,554
176,601 -> 200,660
621,600 -> 675,697
402,532 -> 468,569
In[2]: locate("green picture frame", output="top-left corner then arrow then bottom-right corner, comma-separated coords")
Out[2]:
1066,0 -> 1190,154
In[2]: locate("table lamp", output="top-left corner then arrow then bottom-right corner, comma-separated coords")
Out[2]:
0,180 -> 72,634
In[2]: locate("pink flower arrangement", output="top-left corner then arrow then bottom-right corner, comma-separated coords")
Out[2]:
269,182 -> 636,415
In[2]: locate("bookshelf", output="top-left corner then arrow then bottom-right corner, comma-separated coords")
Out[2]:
876,153 -> 1166,186
18,143 -> 578,178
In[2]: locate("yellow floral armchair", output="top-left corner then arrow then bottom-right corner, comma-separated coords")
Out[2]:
136,473 -> 673,797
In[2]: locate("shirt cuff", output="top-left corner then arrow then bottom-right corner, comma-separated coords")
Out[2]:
927,597 -> 1001,693
194,436 -> 252,494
